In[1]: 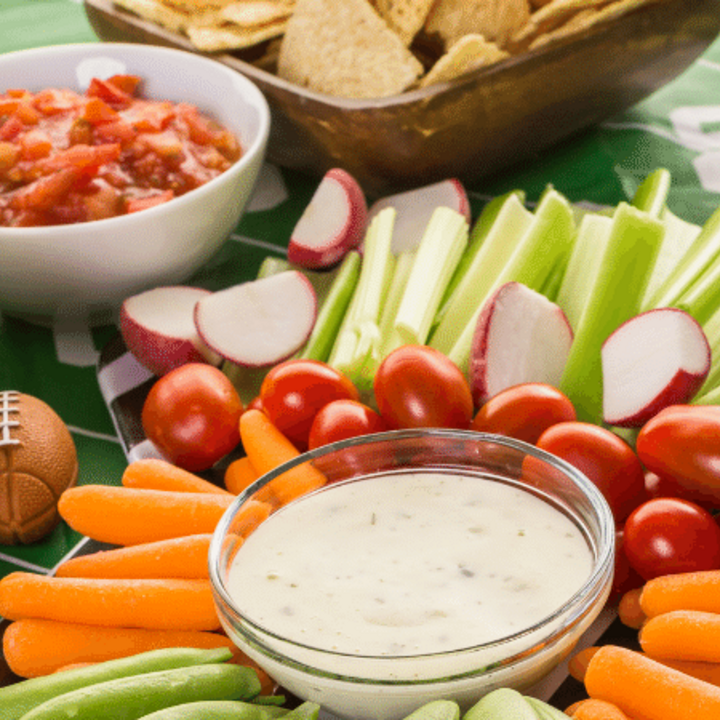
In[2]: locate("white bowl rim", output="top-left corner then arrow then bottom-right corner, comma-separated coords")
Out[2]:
0,42 -> 271,237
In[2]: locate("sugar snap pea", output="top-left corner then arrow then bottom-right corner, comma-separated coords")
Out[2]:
133,700 -> 290,720
0,646 -> 232,720
403,700 -> 460,720
20,662 -> 261,720
281,702 -> 321,720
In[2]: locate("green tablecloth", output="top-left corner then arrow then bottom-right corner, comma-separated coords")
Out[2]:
1,0 -> 720,579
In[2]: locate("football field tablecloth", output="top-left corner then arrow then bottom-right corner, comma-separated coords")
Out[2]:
1,0 -> 720,702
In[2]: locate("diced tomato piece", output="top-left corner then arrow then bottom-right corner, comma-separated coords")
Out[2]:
32,88 -> 79,115
122,101 -> 174,132
0,142 -> 20,172
93,118 -> 137,145
20,130 -> 53,160
0,99 -> 20,116
13,102 -> 40,125
11,168 -> 79,211
107,75 -> 142,96
37,143 -> 121,173
126,189 -> 174,214
177,103 -> 216,145
87,77 -> 133,107
0,115 -> 24,141
82,97 -> 119,125
83,181 -> 121,221
138,130 -> 184,158
68,118 -> 94,146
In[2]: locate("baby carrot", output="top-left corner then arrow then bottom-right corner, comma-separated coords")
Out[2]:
618,587 -> 646,629
2,619 -> 242,677
0,646 -> 232,720
0,572 -> 221,631
122,458 -> 232,496
58,485 -> 234,545
569,698 -> 634,719
639,610 -> 720,662
585,644 -> 720,720
55,534 -> 213,579
224,456 -> 259,495
640,570 -> 720,618
240,409 -> 326,507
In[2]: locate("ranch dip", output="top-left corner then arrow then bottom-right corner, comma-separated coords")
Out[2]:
225,470 -> 594,657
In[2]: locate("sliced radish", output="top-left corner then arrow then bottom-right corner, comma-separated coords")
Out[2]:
469,282 -> 574,407
287,168 -> 367,269
194,271 -> 317,367
366,178 -> 471,255
602,308 -> 711,428
119,286 -> 221,377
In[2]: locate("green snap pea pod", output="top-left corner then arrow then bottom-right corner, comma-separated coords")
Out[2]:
404,700 -> 460,720
20,662 -> 260,720
280,702 -> 321,720
524,697 -> 572,720
462,689 -> 537,720
0,647 -> 232,720
134,700 -> 290,720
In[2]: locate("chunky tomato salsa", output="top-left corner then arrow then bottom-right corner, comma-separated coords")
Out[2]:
0,75 -> 242,226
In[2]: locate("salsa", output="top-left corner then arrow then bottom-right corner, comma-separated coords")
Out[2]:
0,75 -> 242,227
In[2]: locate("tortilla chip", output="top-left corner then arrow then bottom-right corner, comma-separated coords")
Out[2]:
528,0 -> 661,50
418,33 -> 508,87
161,0 -> 235,10
424,0 -> 531,49
187,17 -> 288,50
374,0 -> 436,46
277,0 -> 424,99
220,0 -> 293,26
113,0 -> 193,32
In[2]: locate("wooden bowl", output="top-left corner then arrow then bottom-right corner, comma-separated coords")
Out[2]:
84,0 -> 720,196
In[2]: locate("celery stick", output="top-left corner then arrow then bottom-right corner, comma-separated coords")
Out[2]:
443,189 -> 577,374
437,190 -> 525,321
300,251 -> 361,362
559,202 -> 665,423
328,208 -> 395,387
394,207 -> 469,346
697,307 -> 720,397
222,361 -> 268,406
631,168 -> 671,218
645,203 -> 720,310
429,193 -> 534,355
377,250 -> 416,357
674,251 -> 720,326
555,214 -> 613,331
692,383 -> 720,406
256,256 -> 291,279
640,207 -> 701,310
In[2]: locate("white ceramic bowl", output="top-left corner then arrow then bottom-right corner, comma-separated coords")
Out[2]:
210,430 -> 615,720
0,43 -> 270,326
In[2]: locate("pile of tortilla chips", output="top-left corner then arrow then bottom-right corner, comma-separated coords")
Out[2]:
114,0 -> 664,98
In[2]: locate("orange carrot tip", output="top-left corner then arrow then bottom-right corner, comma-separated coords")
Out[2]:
224,456 -> 259,495
618,587 -> 646,629
639,609 -> 720,662
568,646 -> 601,683
571,697 -> 634,720
640,570 -> 720,618
122,457 -> 231,495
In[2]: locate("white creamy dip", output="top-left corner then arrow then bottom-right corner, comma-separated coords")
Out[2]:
225,470 -> 593,657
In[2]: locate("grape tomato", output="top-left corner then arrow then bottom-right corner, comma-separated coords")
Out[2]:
141,363 -> 243,472
374,345 -> 474,430
471,383 -> 576,444
308,399 -> 388,450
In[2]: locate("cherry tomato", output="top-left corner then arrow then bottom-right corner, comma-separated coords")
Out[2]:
611,528 -> 644,600
623,497 -> 720,580
142,363 -> 243,472
636,404 -> 720,507
259,359 -> 359,451
471,383 -> 576,445
535,421 -> 646,523
374,345 -> 474,430
308,399 -> 389,450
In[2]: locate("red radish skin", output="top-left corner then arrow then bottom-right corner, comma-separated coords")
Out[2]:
287,168 -> 367,269
366,179 -> 471,255
602,308 -> 711,428
194,271 -> 317,368
119,286 -> 221,377
469,282 -> 574,407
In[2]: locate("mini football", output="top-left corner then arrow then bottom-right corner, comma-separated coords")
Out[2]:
0,391 -> 78,545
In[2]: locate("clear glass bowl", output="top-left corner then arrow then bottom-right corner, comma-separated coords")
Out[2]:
210,429 -> 614,720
